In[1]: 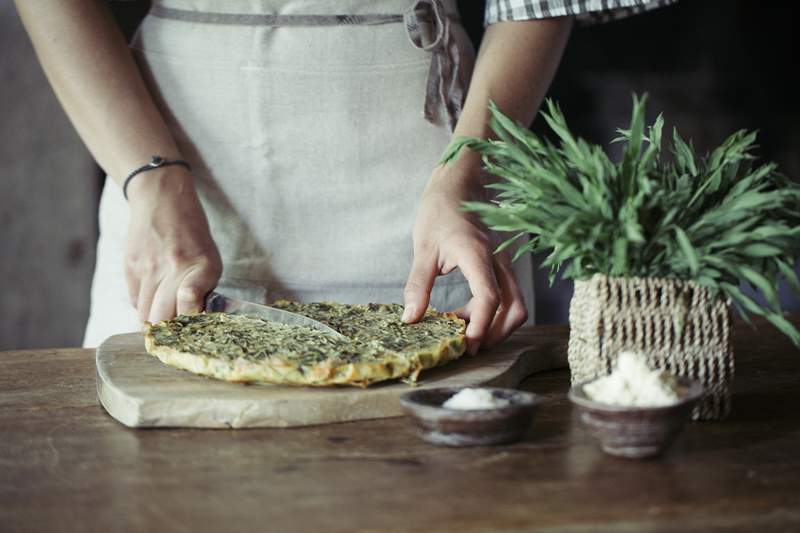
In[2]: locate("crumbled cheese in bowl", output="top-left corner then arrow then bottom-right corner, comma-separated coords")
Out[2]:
583,351 -> 685,407
442,388 -> 511,410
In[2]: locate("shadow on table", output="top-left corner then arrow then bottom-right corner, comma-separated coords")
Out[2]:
679,389 -> 800,456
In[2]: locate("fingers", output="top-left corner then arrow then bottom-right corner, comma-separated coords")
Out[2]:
454,250 -> 528,355
176,263 -> 220,315
402,247 -> 438,324
130,256 -> 221,324
148,276 -> 178,324
481,253 -> 529,349
454,248 -> 501,356
136,273 -> 159,324
124,259 -> 141,310
144,262 -> 221,323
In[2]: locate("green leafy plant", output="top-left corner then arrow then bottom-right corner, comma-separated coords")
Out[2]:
439,94 -> 800,345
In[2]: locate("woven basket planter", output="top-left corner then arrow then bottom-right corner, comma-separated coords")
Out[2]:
567,274 -> 734,420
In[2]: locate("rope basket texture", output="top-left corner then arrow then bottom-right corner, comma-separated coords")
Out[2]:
568,274 -> 734,420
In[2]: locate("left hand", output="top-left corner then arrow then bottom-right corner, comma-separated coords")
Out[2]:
402,155 -> 529,356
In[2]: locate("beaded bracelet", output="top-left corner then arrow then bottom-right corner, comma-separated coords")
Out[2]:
122,155 -> 191,201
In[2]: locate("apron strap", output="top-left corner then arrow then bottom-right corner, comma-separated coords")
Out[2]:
404,0 -> 464,132
148,2 -> 465,132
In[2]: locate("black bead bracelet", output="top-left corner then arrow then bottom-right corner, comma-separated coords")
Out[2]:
122,155 -> 191,201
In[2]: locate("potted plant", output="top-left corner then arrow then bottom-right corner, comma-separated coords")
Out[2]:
439,95 -> 800,420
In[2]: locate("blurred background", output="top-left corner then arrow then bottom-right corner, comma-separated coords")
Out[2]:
2,0 -> 798,350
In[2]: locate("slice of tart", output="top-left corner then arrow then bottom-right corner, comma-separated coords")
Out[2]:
143,301 -> 466,387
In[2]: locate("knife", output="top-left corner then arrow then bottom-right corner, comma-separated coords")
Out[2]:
204,291 -> 347,340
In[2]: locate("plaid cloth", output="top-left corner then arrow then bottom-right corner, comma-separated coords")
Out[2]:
485,0 -> 678,26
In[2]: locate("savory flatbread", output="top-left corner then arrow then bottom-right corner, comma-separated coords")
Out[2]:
143,301 -> 466,387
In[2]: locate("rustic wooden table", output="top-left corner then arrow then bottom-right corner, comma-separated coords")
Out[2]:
2,317 -> 799,532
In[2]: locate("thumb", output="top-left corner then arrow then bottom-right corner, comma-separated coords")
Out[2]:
402,250 -> 438,324
176,263 -> 220,315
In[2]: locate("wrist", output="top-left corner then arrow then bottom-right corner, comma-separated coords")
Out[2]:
431,146 -> 487,185
125,164 -> 196,206
425,156 -> 490,204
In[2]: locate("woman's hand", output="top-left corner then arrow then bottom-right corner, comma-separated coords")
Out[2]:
124,166 -> 222,324
402,153 -> 528,356
15,0 -> 223,324
398,16 -> 572,354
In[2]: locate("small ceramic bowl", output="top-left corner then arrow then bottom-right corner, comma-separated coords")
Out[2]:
399,387 -> 542,446
568,377 -> 704,459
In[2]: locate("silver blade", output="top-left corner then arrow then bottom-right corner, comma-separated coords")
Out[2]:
204,291 -> 347,340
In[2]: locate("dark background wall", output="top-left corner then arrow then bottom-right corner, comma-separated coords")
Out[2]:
1,0 -> 797,350
1,3 -> 97,351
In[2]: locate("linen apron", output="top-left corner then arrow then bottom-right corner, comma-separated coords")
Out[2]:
82,0 -> 535,347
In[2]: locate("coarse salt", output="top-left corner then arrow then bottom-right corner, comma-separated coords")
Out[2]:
583,351 -> 683,407
442,388 -> 511,410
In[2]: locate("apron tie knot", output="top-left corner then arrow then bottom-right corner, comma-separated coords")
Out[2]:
404,0 -> 464,132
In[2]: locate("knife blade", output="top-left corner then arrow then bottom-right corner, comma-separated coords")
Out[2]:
204,291 -> 347,340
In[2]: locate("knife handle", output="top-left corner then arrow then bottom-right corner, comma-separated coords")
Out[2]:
204,291 -> 224,313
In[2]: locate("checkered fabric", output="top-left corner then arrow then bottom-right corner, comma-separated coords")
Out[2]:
485,0 -> 678,26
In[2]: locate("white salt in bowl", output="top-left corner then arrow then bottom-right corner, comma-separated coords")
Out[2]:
399,387 -> 542,447
568,377 -> 704,459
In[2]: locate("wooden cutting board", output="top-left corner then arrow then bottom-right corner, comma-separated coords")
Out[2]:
96,327 -> 568,429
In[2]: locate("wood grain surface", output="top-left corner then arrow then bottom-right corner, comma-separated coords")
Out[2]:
2,319 -> 799,532
96,330 -> 568,428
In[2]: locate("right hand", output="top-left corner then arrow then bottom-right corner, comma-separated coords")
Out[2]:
123,166 -> 222,324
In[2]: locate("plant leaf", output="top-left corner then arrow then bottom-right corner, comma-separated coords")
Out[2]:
674,227 -> 699,276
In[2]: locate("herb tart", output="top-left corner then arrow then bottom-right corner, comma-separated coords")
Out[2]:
143,301 -> 467,387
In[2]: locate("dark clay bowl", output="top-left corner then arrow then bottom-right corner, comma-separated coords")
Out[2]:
399,387 -> 542,446
568,377 -> 704,459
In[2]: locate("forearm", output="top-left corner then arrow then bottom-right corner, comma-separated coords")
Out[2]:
455,17 -> 573,144
15,0 -> 185,193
